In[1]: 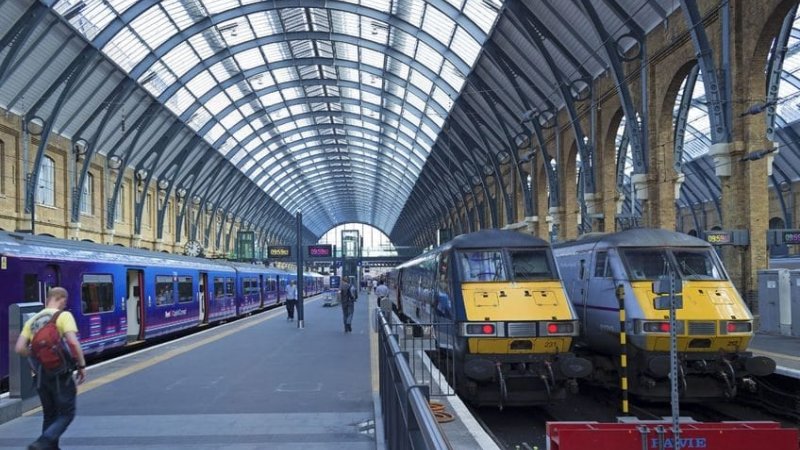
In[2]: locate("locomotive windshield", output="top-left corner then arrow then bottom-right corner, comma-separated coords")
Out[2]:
458,250 -> 507,282
621,248 -> 726,281
458,248 -> 554,282
509,249 -> 556,280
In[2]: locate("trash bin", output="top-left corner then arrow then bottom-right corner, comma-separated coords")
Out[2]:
9,302 -> 43,399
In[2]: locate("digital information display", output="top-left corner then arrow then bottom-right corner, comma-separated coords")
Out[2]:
783,231 -> 800,245
267,245 -> 291,258
704,231 -> 733,245
329,275 -> 341,288
308,244 -> 333,258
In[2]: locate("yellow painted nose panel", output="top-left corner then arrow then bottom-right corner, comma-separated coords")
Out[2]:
474,291 -> 498,307
462,281 -> 574,321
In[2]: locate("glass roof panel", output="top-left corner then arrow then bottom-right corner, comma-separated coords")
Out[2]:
52,0 -> 502,235
130,5 -> 176,49
422,5 -> 455,46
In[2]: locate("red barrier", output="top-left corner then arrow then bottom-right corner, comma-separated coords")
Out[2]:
547,421 -> 799,450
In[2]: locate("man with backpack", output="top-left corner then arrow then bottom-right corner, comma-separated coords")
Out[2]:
14,286 -> 86,450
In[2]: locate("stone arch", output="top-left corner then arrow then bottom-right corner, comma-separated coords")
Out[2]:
746,0 -> 800,122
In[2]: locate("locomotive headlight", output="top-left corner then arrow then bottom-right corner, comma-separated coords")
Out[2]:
724,321 -> 752,334
642,321 -> 671,333
541,321 -> 577,336
463,323 -> 497,336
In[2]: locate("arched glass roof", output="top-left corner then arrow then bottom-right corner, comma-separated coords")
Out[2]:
52,0 -> 502,235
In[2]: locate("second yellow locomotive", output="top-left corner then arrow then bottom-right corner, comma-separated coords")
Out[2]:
553,228 -> 775,400
387,229 -> 591,407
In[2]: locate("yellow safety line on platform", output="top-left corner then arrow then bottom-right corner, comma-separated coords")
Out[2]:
751,348 -> 800,363
24,297 -> 322,416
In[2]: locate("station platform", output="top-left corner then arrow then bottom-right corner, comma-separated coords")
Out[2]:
750,333 -> 800,378
0,292 -> 496,449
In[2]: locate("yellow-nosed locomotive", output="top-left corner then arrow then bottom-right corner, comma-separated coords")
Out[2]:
553,228 -> 775,400
387,230 -> 591,407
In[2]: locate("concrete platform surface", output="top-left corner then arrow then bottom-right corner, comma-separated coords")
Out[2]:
750,333 -> 800,378
0,294 -> 375,449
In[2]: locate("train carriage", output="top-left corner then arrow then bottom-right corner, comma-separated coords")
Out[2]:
553,228 -> 775,400
390,229 -> 591,407
0,231 -> 318,385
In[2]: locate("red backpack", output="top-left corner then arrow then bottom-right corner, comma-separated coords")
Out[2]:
30,311 -> 71,373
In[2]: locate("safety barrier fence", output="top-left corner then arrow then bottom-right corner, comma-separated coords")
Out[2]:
377,310 -> 452,450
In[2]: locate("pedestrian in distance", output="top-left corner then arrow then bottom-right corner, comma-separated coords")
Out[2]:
340,278 -> 355,333
375,278 -> 390,308
14,286 -> 87,450
285,280 -> 298,321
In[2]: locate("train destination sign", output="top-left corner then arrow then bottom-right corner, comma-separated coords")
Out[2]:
308,244 -> 333,258
268,245 -> 291,258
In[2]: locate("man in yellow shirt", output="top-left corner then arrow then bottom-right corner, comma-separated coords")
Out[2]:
15,287 -> 87,450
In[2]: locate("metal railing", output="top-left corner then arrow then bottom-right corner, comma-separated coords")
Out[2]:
377,310 -> 452,450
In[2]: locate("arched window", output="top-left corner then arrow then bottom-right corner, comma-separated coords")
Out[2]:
36,156 -> 55,206
80,172 -> 94,215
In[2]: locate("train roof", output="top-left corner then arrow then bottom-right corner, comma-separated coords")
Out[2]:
554,228 -> 710,250
0,231 -> 236,271
396,229 -> 550,270
445,229 -> 549,250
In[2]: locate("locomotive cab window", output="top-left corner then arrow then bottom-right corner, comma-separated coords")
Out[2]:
177,276 -> 193,303
459,250 -> 507,282
81,274 -> 114,314
509,249 -> 555,280
155,276 -> 174,306
621,249 -> 671,280
595,252 -> 610,278
673,249 -> 725,280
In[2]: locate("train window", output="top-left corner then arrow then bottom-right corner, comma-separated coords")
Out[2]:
214,278 -> 225,298
672,249 -> 725,280
509,250 -> 555,280
177,276 -> 193,303
225,278 -> 234,296
620,249 -> 672,280
155,275 -> 174,306
269,279 -> 276,292
23,274 -> 39,302
458,250 -> 507,282
81,274 -> 114,314
594,252 -> 610,278
242,278 -> 250,295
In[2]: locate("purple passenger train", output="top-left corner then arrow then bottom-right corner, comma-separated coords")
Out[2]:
0,231 -> 327,386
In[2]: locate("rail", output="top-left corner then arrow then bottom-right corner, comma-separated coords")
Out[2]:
377,310 -> 452,450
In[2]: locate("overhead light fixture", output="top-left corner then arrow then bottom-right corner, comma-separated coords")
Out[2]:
140,72 -> 157,85
73,139 -> 88,156
217,23 -> 238,34
63,1 -> 86,21
135,169 -> 148,181
107,155 -> 122,170
27,117 -> 44,136
176,187 -> 187,198
157,179 -> 170,190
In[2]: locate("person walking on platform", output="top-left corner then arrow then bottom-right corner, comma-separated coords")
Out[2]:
285,280 -> 298,321
375,278 -> 389,308
15,287 -> 87,450
340,278 -> 355,333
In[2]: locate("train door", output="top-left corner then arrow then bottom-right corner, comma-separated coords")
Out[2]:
276,276 -> 282,304
199,272 -> 209,323
22,264 -> 61,303
259,274 -> 264,308
585,252 -> 617,335
126,269 -> 144,341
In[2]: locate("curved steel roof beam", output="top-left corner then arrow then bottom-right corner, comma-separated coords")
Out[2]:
93,1 -> 479,80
